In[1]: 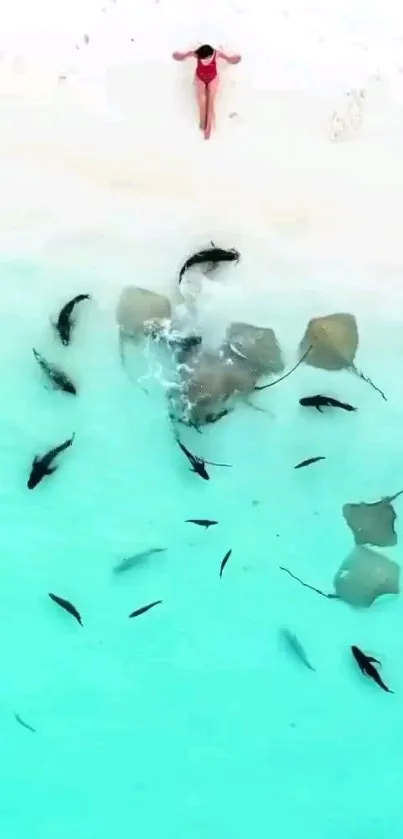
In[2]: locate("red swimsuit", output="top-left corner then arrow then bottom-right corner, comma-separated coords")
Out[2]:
196,52 -> 217,85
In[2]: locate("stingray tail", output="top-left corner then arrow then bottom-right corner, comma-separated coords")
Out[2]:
279,565 -> 338,600
243,397 -> 273,416
255,345 -> 312,392
118,329 -> 127,366
355,367 -> 387,401
118,330 -> 149,395
385,489 -> 403,503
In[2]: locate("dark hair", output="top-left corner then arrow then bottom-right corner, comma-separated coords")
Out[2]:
195,44 -> 214,60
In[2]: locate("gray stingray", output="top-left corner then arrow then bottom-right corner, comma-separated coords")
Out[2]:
170,345 -> 259,427
333,546 -> 400,607
222,322 -> 284,378
116,286 -> 171,340
342,490 -> 403,547
298,312 -> 386,400
116,289 -> 172,394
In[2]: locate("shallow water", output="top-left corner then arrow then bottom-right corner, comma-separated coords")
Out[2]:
2,205 -> 403,838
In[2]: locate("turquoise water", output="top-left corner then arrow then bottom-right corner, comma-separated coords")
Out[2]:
1,244 -> 403,839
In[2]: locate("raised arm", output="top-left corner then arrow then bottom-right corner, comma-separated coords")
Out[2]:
172,50 -> 195,61
216,50 -> 241,64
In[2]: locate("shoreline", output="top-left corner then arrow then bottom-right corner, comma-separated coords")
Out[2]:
0,63 -> 401,282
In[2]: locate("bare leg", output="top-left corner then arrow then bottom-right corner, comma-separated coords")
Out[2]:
194,78 -> 207,131
204,77 -> 219,140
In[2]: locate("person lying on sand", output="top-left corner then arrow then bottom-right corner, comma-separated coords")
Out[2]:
172,44 -> 241,140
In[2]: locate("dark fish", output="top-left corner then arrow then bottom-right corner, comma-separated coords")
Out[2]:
14,712 -> 36,733
294,456 -> 326,470
179,243 -> 240,284
129,600 -> 162,618
351,645 -> 393,693
299,395 -> 356,413
186,519 -> 218,529
54,294 -> 91,346
176,437 -> 231,481
27,433 -> 75,490
280,628 -> 315,671
168,334 -> 203,355
113,548 -> 166,574
49,592 -> 82,626
33,348 -> 77,395
219,549 -> 232,578
178,439 -> 209,480
184,409 -> 231,432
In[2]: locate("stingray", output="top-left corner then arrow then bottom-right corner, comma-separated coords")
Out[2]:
170,345 -> 259,427
116,286 -> 171,338
343,490 -> 403,547
223,322 -> 284,378
333,546 -> 400,607
298,312 -> 386,400
280,547 -> 400,609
